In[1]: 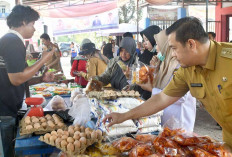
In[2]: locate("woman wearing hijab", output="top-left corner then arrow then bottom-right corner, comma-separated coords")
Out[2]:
103,43 -> 114,60
139,30 -> 196,132
139,25 -> 161,65
77,42 -> 109,80
94,37 -> 137,90
135,25 -> 161,100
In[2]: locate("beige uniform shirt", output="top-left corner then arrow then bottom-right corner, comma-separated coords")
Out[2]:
163,41 -> 232,148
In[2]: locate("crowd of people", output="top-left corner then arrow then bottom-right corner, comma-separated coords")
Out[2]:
1,4 -> 232,157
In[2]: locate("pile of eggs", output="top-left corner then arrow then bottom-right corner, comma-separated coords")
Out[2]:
39,125 -> 104,155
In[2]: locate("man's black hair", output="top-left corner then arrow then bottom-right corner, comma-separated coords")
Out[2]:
7,5 -> 39,28
123,32 -> 133,38
208,32 -> 216,38
40,33 -> 51,41
166,17 -> 208,46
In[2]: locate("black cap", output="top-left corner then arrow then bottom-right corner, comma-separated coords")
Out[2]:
79,43 -> 96,55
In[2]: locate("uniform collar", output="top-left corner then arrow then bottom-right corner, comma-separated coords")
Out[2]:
8,29 -> 24,44
193,41 -> 216,72
202,40 -> 217,70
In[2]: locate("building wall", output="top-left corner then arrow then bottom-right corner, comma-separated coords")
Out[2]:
215,2 -> 232,42
0,0 -> 15,38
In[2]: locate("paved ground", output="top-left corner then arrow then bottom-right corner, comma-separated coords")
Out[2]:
194,106 -> 222,141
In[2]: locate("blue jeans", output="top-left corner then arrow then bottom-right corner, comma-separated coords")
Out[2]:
0,116 -> 16,157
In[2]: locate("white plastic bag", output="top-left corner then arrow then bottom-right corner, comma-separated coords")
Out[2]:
44,95 -> 67,111
68,95 -> 91,126
70,87 -> 83,102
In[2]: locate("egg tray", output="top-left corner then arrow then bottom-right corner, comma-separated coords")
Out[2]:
39,125 -> 105,156
19,114 -> 67,136
87,90 -> 140,100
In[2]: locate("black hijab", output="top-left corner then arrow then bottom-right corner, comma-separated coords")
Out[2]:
103,43 -> 114,59
140,25 -> 161,47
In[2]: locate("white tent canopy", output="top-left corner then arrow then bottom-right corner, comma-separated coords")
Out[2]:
97,23 -> 143,36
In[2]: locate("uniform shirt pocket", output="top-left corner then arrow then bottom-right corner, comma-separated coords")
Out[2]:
189,87 -> 206,99
221,83 -> 232,99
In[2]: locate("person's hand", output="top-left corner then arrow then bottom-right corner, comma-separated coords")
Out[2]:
26,53 -> 33,60
42,71 -> 55,82
41,47 -> 55,63
150,55 -> 159,67
137,77 -> 153,92
103,112 -> 125,128
123,66 -> 131,79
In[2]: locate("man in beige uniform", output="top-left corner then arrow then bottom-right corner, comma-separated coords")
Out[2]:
103,17 -> 232,149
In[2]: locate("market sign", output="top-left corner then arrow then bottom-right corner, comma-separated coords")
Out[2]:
51,8 -> 119,36
148,7 -> 177,21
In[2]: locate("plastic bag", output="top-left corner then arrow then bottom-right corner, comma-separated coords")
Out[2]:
44,95 -> 67,111
129,143 -> 154,157
70,87 -> 83,102
69,95 -> 91,126
131,61 -> 155,84
112,137 -> 139,152
134,134 -> 156,143
136,116 -> 161,128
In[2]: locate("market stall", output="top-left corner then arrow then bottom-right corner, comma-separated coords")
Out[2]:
15,80 -> 232,156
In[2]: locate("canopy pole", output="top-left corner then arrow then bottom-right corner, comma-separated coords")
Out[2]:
137,0 -> 139,42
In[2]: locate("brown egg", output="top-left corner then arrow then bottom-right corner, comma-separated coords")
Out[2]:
45,114 -> 52,120
51,131 -> 58,136
67,143 -> 75,152
73,133 -> 80,140
80,132 -> 86,138
67,137 -> 74,143
41,122 -> 47,128
96,129 -> 102,139
55,138 -> 62,147
47,121 -> 55,128
61,140 -> 68,148
61,135 -> 68,140
74,126 -> 81,132
32,118 -> 39,123
57,129 -> 63,135
74,140 -> 81,149
68,125 -> 75,130
80,126 -> 85,132
85,128 -> 92,133
31,116 -> 36,119
39,117 -> 46,123
25,116 -> 30,121
74,131 -> 80,136
91,131 -> 97,140
33,123 -> 40,129
44,133 -> 51,140
57,122 -> 64,127
25,119 -> 31,125
68,128 -> 74,136
79,137 -> 87,146
26,125 -> 33,130
63,131 -> 69,136
85,131 -> 91,139
52,114 -> 58,119
24,116 -> 31,124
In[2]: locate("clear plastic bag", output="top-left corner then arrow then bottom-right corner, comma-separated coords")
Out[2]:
131,61 -> 155,84
68,95 -> 91,126
44,95 -> 67,111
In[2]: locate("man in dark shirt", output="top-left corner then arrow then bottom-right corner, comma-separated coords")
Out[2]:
0,5 -> 55,157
